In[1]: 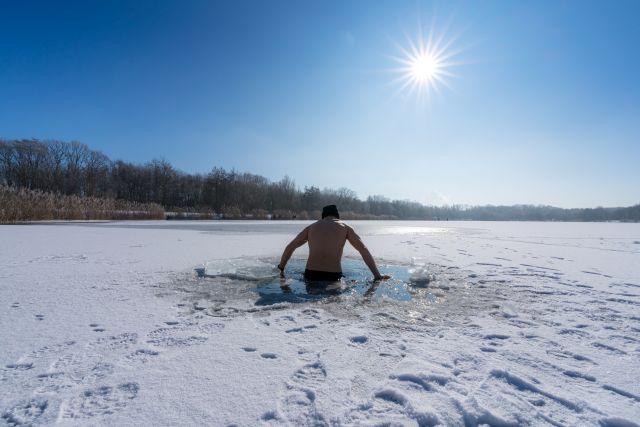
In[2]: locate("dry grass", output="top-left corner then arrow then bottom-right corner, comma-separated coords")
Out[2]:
0,185 -> 165,223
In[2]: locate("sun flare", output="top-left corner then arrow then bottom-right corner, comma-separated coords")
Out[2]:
391,28 -> 459,100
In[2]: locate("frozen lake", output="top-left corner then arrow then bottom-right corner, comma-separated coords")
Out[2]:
1,220 -> 639,426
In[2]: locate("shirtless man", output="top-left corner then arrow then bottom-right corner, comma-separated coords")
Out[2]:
277,205 -> 389,281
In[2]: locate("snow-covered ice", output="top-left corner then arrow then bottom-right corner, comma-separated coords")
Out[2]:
1,220 -> 639,426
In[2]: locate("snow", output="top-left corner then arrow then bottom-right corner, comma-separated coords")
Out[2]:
1,220 -> 639,426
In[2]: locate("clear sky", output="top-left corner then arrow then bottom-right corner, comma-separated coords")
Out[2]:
1,0 -> 639,208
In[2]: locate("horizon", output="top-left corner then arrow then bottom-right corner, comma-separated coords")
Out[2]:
1,1 -> 639,209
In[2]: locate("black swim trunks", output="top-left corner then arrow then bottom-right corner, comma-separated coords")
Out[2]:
303,269 -> 343,281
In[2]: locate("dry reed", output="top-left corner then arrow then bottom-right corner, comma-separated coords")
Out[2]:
0,185 -> 165,223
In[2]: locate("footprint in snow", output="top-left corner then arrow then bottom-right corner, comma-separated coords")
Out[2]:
60,382 -> 139,419
592,342 -> 627,355
35,314 -> 45,321
369,388 -> 441,425
601,385 -> 640,402
390,371 -> 450,391
375,388 -> 408,405
483,334 -> 510,340
86,362 -> 114,381
563,370 -> 596,382
301,308 -> 321,319
489,369 -> 580,412
88,332 -> 138,352
1,398 -> 49,426
274,360 -> 327,425
198,322 -> 225,333
126,349 -> 160,363
35,371 -> 70,394
599,417 -> 640,427
558,328 -> 591,338
147,335 -> 207,348
5,362 -> 34,370
548,349 -> 596,364
286,325 -> 318,333
350,335 -> 368,344
260,353 -> 277,359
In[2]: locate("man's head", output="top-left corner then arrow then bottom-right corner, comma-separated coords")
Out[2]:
321,204 -> 340,219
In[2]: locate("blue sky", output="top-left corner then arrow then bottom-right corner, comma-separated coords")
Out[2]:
1,0 -> 638,208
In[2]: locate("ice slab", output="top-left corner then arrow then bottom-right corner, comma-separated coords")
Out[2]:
408,258 -> 451,289
204,258 -> 279,281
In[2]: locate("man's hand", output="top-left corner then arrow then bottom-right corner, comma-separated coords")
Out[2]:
374,274 -> 391,281
276,264 -> 285,278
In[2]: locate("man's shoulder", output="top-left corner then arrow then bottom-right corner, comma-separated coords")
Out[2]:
306,220 -> 323,230
335,220 -> 352,231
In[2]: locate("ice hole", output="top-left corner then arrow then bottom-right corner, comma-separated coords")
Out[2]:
202,258 -> 454,306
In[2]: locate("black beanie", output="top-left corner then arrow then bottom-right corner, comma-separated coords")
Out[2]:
321,205 -> 340,219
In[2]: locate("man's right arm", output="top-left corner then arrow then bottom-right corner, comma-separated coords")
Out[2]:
278,226 -> 309,276
346,226 -> 387,281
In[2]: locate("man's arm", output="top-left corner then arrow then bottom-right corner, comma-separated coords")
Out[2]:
346,226 -> 388,281
278,227 -> 309,274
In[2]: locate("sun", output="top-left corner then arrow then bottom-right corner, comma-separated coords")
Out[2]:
391,28 -> 460,101
410,52 -> 441,84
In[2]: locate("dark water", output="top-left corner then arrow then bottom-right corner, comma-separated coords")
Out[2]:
252,259 -> 442,306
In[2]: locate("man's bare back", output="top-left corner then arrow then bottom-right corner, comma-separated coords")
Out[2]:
278,205 -> 388,281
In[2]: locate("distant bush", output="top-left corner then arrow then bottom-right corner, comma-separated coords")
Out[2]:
0,185 -> 165,223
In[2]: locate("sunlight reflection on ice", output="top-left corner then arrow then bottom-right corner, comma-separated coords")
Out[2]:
374,226 -> 450,235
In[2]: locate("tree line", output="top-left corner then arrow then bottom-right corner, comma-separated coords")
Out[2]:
1,138 -> 638,221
